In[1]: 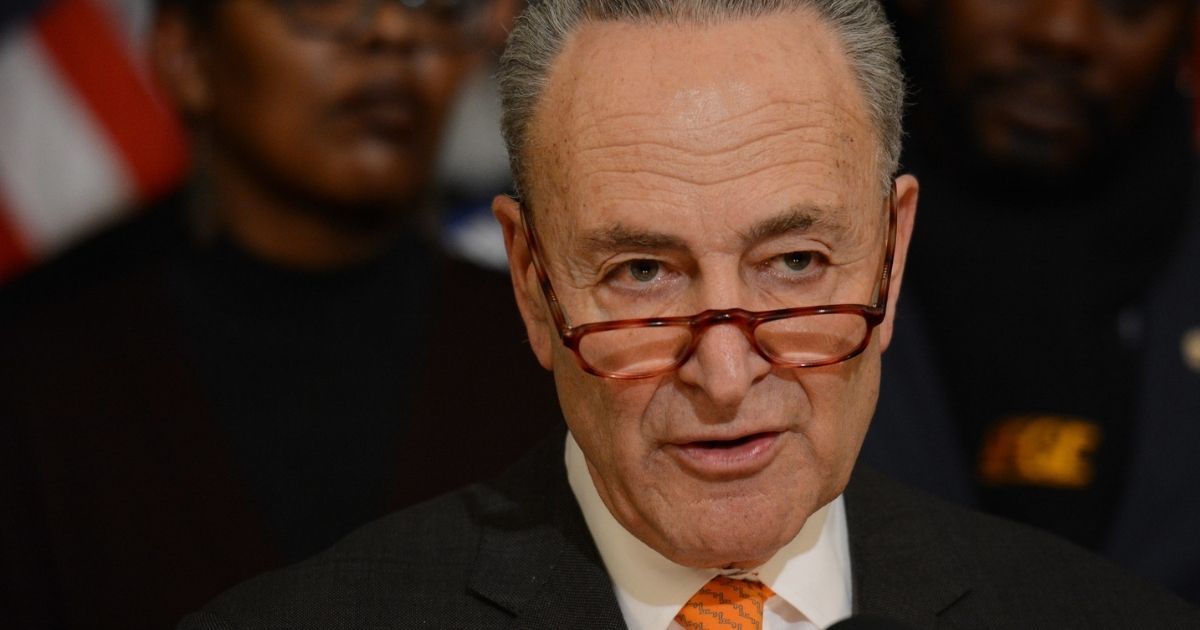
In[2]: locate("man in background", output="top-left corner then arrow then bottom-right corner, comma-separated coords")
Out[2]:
864,0 -> 1200,603
0,1 -> 557,628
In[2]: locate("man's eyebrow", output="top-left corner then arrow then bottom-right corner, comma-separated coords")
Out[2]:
575,205 -> 850,257
742,205 -> 847,243
578,225 -> 689,256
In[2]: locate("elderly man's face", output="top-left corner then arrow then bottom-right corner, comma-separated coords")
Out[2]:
498,11 -> 916,569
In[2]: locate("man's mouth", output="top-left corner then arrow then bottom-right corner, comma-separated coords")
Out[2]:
692,432 -> 773,449
668,431 -> 783,480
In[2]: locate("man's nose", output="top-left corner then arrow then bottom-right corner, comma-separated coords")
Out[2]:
1017,0 -> 1103,64
675,322 -> 772,415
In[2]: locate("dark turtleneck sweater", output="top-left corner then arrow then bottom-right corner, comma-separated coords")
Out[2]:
168,231 -> 435,563
0,196 -> 560,630
901,83 -> 1195,550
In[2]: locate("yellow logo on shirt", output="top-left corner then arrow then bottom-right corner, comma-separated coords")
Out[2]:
978,415 -> 1101,489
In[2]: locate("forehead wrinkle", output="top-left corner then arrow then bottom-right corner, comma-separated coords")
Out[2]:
572,99 -> 864,160
575,99 -> 842,143
564,108 -> 873,196
573,126 -> 852,179
582,155 -> 841,190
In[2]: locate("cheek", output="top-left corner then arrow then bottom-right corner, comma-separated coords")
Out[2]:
554,351 -> 618,459
801,351 -> 880,475
554,355 -> 660,464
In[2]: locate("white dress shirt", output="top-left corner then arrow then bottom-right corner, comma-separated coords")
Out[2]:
565,433 -> 854,630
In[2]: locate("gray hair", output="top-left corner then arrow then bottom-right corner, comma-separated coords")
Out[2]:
497,0 -> 904,201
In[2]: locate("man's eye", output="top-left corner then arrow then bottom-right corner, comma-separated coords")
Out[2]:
626,260 -> 661,282
779,252 -> 814,272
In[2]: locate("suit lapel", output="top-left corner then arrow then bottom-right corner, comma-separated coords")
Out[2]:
467,432 -> 628,629
465,437 -> 998,629
845,467 -> 994,628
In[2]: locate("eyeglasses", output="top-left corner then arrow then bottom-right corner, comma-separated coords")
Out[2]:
521,189 -> 898,380
274,0 -> 488,46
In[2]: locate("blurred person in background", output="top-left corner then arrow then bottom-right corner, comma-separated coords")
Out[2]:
0,0 -> 560,628
863,0 -> 1200,603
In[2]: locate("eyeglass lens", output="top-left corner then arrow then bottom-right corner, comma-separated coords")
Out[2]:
576,311 -> 870,378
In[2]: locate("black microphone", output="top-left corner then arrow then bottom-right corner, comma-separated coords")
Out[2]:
827,614 -> 920,630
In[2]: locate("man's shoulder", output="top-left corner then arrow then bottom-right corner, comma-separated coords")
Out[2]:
847,468 -> 1200,628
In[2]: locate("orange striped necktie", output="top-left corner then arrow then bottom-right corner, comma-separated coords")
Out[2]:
675,575 -> 776,629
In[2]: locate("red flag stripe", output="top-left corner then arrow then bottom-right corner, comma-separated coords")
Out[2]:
0,193 -> 33,284
34,0 -> 188,201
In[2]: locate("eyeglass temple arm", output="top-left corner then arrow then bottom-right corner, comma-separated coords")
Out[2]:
518,202 -> 573,333
870,186 -> 899,312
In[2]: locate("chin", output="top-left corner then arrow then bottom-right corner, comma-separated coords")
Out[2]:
665,527 -> 795,570
653,488 -> 817,570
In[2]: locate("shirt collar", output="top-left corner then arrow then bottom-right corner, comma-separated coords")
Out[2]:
565,431 -> 853,630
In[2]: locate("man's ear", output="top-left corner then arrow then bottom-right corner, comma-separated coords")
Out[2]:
493,194 -> 555,371
149,6 -> 212,119
878,173 -> 918,353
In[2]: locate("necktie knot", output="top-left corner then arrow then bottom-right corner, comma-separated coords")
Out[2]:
675,575 -> 775,629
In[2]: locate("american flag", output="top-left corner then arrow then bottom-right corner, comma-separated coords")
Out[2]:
0,0 -> 188,284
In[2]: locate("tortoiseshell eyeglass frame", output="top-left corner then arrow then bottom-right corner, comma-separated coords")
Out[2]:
520,186 -> 898,380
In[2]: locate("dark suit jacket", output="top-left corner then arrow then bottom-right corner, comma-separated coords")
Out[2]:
179,430 -> 1200,629
0,199 -> 561,630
